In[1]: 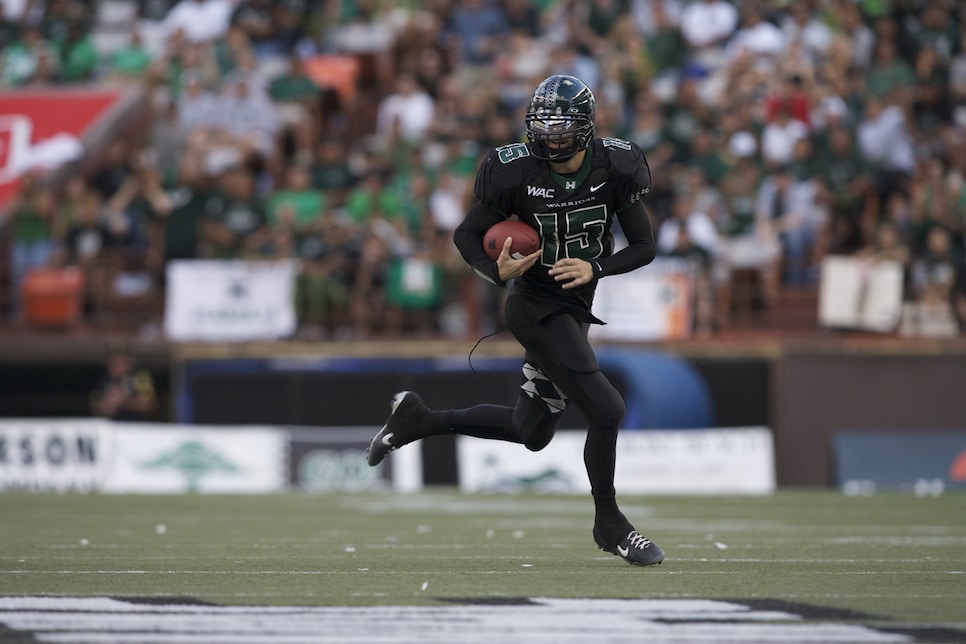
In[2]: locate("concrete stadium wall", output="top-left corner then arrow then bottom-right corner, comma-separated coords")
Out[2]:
2,338 -> 965,487
773,350 -> 966,486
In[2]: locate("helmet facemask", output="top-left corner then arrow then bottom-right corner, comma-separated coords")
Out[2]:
525,110 -> 594,161
525,75 -> 596,162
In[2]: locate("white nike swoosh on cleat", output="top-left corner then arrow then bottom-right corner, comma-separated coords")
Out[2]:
617,545 -> 629,557
381,433 -> 395,446
590,182 -> 606,192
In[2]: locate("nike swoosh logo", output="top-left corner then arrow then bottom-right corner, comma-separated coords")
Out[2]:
590,182 -> 606,192
381,433 -> 395,446
617,545 -> 629,557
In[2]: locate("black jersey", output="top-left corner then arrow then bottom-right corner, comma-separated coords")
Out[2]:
471,137 -> 652,316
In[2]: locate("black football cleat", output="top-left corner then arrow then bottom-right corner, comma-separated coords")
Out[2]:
594,525 -> 665,566
366,391 -> 429,466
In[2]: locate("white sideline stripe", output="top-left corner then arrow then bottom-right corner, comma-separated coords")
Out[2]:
0,597 -> 912,644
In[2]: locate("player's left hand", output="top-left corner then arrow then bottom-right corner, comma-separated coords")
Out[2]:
549,258 -> 594,289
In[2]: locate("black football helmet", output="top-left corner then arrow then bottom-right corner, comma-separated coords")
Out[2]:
525,75 -> 596,162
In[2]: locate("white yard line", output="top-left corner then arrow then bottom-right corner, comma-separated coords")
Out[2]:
0,597 -> 915,644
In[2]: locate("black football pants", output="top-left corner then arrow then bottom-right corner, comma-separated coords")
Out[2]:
449,293 -> 626,501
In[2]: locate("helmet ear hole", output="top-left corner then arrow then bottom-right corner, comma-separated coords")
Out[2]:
525,75 -> 596,161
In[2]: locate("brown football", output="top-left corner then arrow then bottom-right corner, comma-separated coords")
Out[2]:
483,219 -> 540,260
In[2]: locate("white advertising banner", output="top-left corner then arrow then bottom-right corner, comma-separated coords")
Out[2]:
0,419 -> 111,492
590,257 -> 694,341
101,424 -> 288,494
164,259 -> 299,342
287,427 -> 423,493
818,255 -> 903,332
0,421 -> 288,494
457,428 -> 775,495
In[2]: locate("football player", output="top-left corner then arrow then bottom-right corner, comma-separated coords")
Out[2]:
367,75 -> 663,566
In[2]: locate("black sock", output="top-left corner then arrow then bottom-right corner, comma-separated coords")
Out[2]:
593,494 -> 621,519
449,404 -> 519,442
417,406 -> 519,443
584,427 -> 620,518
418,410 -> 453,437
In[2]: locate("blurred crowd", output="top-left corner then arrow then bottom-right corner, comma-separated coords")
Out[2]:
2,0 -> 966,339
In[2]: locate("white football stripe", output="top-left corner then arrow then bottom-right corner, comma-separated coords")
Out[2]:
0,597 -> 912,644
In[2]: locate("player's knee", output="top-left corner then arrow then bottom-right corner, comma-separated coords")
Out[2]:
523,427 -> 554,452
589,395 -> 625,430
515,405 -> 559,452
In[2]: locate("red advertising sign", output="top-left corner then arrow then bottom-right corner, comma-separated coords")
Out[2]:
0,89 -> 123,210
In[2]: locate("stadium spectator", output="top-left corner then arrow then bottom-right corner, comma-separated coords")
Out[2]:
428,168 -> 468,239
294,207 -> 354,337
230,0 -> 285,59
105,150 -> 170,264
637,0 -> 687,78
343,171 -> 403,232
502,0 -> 541,38
7,173 -> 59,317
865,37 -> 916,102
656,190 -> 719,335
266,163 -> 325,236
267,52 -> 329,142
211,24 -> 253,79
384,242 -> 445,338
174,68 -> 220,143
832,0 -> 875,71
60,189 -> 124,315
660,171 -> 721,251
814,124 -> 875,255
718,133 -> 781,314
859,219 -> 911,268
662,74 -> 711,164
200,163 -> 270,259
91,350 -> 159,421
724,2 -> 786,71
630,0 -> 682,40
678,0 -> 738,73
857,95 -> 917,209
161,0 -> 234,46
349,228 -> 392,339
440,0 -> 509,70
1,23 -> 59,87
107,30 -> 156,80
625,91 -> 665,153
547,42 -> 600,95
309,136 -> 354,204
911,44 -> 952,137
158,153 -> 210,264
754,162 -> 823,286
760,101 -> 810,170
62,189 -> 116,269
908,225 -> 963,337
56,10 -> 98,83
778,1 -> 833,65
911,158 -> 963,255
493,28 -> 551,112
763,71 -> 813,128
216,67 -> 281,166
375,72 -> 435,146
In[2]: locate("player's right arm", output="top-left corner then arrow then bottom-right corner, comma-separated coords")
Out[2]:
454,145 -> 540,286
453,202 -> 539,286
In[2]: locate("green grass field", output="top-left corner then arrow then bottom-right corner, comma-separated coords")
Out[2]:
1,490 -> 965,640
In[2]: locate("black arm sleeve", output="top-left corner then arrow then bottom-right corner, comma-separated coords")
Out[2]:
593,200 -> 656,278
453,201 -> 507,287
